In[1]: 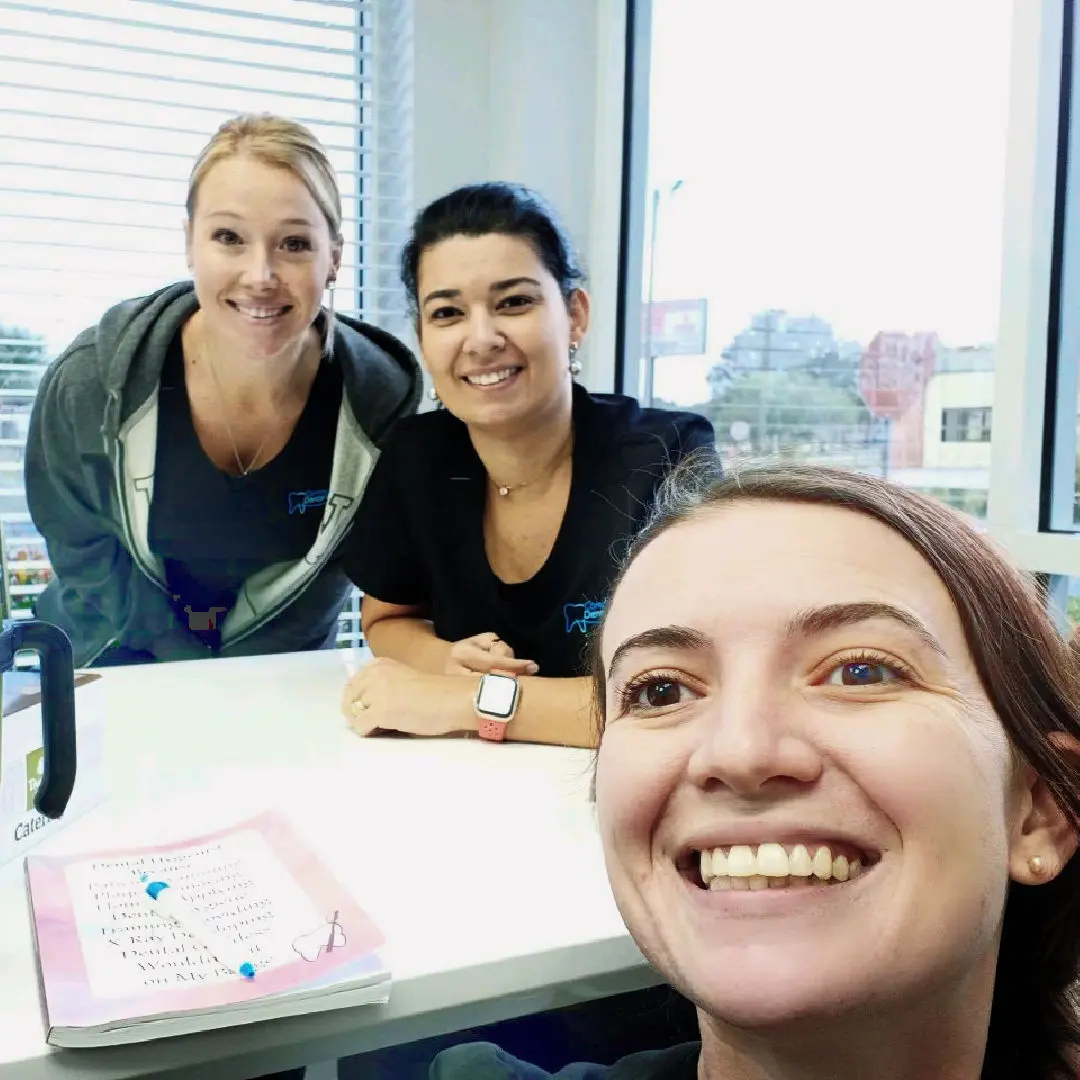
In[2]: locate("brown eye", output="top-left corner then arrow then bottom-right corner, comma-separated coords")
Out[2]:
634,679 -> 685,708
498,294 -> 533,310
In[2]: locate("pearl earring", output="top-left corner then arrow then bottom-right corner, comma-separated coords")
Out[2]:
569,341 -> 582,377
428,386 -> 440,403
1030,855 -> 1046,877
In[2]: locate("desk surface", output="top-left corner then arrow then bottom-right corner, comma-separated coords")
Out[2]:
0,650 -> 653,1080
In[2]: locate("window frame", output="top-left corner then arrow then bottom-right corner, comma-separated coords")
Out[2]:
1046,0 -> 1080,532
0,0 -> 413,647
617,0 -> 1080,581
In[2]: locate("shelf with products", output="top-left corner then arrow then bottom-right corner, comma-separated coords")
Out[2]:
0,518 -> 51,620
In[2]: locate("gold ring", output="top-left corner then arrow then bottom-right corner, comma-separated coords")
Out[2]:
351,700 -> 368,715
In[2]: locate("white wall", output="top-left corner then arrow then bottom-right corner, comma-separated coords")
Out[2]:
921,372 -> 996,469
412,0 -> 628,391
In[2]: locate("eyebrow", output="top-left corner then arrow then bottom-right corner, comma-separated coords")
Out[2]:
786,602 -> 946,657
605,601 -> 945,682
421,276 -> 543,308
204,211 -> 314,227
607,625 -> 712,682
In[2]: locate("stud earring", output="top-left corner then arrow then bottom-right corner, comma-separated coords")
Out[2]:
1029,854 -> 1047,878
428,386 -> 440,403
568,341 -> 582,377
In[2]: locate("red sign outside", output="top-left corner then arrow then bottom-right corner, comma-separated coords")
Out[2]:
857,331 -> 938,420
642,298 -> 708,357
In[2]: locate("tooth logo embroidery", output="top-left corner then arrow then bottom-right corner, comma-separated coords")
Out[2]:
563,600 -> 605,634
288,489 -> 329,515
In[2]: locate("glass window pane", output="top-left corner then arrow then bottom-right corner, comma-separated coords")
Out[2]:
0,0 -> 381,646
636,0 -> 1012,520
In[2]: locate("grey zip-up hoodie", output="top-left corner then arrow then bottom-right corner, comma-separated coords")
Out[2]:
24,281 -> 421,667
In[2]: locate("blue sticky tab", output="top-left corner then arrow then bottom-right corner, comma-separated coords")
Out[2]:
239,962 -> 256,979
144,881 -> 170,900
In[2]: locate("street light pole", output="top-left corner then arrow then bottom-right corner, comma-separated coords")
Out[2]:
642,187 -> 660,406
642,180 -> 683,407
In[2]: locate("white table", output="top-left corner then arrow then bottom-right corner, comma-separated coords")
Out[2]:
0,650 -> 656,1080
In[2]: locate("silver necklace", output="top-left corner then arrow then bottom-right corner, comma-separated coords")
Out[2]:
204,350 -> 275,477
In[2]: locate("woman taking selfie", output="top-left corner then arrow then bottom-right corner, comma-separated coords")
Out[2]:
340,182 -> 715,748
25,113 -> 421,667
434,461 -> 1080,1079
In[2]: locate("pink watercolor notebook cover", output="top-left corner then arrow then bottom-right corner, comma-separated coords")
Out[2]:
25,811 -> 389,1046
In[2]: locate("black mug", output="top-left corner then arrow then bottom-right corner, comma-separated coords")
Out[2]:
0,620 -> 77,819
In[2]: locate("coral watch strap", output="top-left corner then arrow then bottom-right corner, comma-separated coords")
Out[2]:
477,716 -> 508,742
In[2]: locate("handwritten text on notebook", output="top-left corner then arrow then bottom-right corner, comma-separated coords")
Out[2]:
63,827 -> 340,1000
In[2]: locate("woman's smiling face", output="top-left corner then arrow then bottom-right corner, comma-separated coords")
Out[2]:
595,499 -> 1027,1030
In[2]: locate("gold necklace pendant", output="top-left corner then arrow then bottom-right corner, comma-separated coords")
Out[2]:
203,346 -> 275,477
490,435 -> 573,498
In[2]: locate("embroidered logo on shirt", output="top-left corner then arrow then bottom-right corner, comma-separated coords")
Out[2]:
564,601 -> 606,634
288,489 -> 329,515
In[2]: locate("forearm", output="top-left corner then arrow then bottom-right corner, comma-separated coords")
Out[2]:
436,673 -> 598,749
507,675 -> 598,748
365,616 -> 452,674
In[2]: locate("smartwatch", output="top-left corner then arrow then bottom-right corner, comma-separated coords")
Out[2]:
474,672 -> 519,742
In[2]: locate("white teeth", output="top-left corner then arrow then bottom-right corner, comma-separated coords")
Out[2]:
812,846 -> 833,880
789,844 -> 813,877
756,843 -> 789,877
697,842 -> 868,891
236,305 -> 287,319
726,845 -> 755,878
466,368 -> 516,387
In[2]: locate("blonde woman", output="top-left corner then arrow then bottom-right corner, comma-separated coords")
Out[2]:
25,113 -> 421,667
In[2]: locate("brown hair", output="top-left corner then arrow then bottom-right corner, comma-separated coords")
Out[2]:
592,456 -> 1080,1080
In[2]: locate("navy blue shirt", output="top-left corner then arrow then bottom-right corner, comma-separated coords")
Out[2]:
148,333 -> 342,649
340,385 -> 715,677
430,1041 -> 700,1079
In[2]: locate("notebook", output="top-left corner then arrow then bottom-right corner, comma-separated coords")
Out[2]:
24,811 -> 390,1047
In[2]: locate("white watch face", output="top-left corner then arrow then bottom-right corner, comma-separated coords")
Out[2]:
477,674 -> 517,719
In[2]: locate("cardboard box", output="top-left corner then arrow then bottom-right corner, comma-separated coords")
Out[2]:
0,671 -> 106,868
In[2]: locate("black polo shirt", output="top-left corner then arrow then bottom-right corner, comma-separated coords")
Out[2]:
339,385 -> 715,677
147,333 -> 342,649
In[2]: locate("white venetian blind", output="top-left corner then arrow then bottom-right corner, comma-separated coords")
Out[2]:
0,0 -> 414,643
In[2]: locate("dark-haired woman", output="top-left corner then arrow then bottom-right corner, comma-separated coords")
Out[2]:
339,182 -> 715,748
436,460 -> 1080,1079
